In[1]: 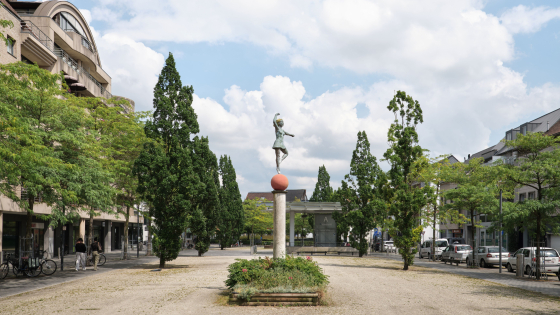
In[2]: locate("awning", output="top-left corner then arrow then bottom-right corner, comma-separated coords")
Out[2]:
64,75 -> 78,82
70,82 -> 86,91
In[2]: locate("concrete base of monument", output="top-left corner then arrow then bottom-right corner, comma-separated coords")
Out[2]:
229,292 -> 319,306
287,246 -> 363,256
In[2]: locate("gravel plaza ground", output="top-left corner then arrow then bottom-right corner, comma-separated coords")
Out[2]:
1,246 -> 560,314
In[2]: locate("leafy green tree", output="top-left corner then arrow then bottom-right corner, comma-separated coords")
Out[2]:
134,53 -> 202,268
189,207 -> 209,255
244,198 -> 273,245
216,155 -> 244,249
190,136 -> 221,256
0,63 -> 85,248
333,131 -> 385,257
310,165 -> 334,202
417,155 -> 466,261
81,96 -> 150,257
499,132 -> 560,279
383,91 -> 432,270
443,158 -> 504,265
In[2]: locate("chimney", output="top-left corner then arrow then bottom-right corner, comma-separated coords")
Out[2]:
468,154 -> 471,159
547,121 -> 550,131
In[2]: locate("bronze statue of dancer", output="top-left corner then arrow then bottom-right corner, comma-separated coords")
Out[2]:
272,113 -> 295,174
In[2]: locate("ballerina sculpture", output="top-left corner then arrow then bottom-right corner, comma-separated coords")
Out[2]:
272,113 -> 295,174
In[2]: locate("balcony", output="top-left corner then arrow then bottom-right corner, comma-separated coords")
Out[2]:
20,20 -> 57,67
54,48 -> 112,99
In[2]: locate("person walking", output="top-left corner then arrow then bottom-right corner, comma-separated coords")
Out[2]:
75,238 -> 87,271
90,237 -> 103,271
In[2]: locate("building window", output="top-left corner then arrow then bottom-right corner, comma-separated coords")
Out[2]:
7,37 -> 14,56
528,192 -> 535,200
519,193 -> 526,202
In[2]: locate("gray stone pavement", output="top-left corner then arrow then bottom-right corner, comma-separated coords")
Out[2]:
0,244 -> 264,299
0,249 -> 159,299
369,252 -> 560,297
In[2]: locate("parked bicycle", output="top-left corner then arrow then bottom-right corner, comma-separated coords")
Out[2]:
0,253 -> 42,279
36,250 -> 57,276
87,252 -> 106,267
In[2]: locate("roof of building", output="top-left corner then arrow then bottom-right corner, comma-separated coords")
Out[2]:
245,189 -> 308,202
1,0 -> 19,18
467,107 -> 560,163
545,119 -> 560,136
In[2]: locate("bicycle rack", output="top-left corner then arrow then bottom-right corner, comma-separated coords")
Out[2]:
19,237 -> 40,272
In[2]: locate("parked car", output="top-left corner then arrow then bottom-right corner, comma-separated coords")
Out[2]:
383,241 -> 394,251
419,239 -> 449,260
442,244 -> 473,265
467,246 -> 509,267
446,237 -> 466,245
506,247 -> 560,279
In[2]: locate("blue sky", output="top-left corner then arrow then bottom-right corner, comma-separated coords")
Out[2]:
66,0 -> 560,196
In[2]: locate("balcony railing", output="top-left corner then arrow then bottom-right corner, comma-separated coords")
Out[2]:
54,48 -> 112,99
21,20 -> 54,53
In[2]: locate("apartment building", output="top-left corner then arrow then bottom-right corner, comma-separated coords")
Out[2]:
0,0 -> 142,258
462,107 -> 560,251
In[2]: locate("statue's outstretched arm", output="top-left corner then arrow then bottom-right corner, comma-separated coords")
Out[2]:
285,131 -> 295,137
273,113 -> 280,128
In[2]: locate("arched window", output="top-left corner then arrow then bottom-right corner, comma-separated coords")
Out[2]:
53,12 -> 94,52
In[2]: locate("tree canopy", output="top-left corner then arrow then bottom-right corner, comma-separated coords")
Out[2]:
134,53 -> 202,268
333,131 -> 385,257
383,91 -> 432,270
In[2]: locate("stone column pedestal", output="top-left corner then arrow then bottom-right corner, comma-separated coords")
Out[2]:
273,190 -> 287,259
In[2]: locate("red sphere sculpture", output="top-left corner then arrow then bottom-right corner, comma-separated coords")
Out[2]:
271,174 -> 289,191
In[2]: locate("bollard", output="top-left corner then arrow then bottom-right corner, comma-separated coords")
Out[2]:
516,254 -> 524,278
58,247 -> 61,260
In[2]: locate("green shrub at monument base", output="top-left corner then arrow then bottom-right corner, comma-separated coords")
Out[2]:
225,256 -> 329,303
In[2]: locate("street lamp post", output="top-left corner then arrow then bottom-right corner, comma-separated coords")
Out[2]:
137,205 -> 140,258
499,189 -> 503,274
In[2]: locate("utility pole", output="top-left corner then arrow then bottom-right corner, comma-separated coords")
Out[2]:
499,189 -> 503,273
137,205 -> 140,258
61,205 -> 65,271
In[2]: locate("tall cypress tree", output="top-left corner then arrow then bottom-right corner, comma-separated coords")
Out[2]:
134,53 -> 201,268
190,136 -> 221,256
216,155 -> 244,249
310,165 -> 333,202
333,131 -> 385,257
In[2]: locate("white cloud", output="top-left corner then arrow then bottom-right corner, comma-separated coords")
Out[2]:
82,0 -> 560,196
91,28 -> 165,111
501,5 -> 560,34
193,73 -> 560,196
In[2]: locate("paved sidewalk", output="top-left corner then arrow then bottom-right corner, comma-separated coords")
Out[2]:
369,252 -> 560,297
0,249 -> 158,299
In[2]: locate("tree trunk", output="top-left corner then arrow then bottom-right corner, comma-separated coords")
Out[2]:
146,218 -> 152,256
159,256 -> 165,269
26,198 -> 34,252
123,205 -> 130,259
403,260 -> 409,270
89,210 -> 94,251
536,212 -> 541,280
432,184 -> 438,262
470,209 -> 475,267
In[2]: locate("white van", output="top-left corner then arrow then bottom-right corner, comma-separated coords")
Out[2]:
419,239 -> 449,260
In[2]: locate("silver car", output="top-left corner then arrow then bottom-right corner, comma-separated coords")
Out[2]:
442,244 -> 473,265
467,246 -> 509,268
506,247 -> 560,277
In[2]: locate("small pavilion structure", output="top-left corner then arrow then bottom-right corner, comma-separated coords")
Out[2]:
268,201 -> 360,255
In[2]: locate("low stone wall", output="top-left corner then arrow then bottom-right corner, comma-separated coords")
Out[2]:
286,246 -> 362,255
230,292 -> 319,306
